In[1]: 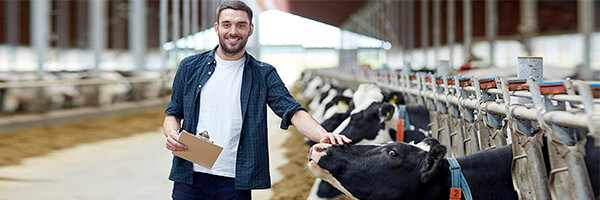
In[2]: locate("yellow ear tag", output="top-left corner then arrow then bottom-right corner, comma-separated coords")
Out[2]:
386,112 -> 390,117
389,95 -> 397,105
336,101 -> 349,113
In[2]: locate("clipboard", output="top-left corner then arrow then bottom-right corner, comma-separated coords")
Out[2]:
173,131 -> 223,169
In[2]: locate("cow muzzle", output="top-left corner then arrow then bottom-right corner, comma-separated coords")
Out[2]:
307,143 -> 360,200
308,143 -> 332,176
308,143 -> 331,163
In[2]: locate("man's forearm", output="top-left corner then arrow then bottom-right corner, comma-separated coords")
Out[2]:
290,110 -> 327,142
163,115 -> 181,137
164,115 -> 187,151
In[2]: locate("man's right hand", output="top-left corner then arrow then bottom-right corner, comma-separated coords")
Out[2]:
166,130 -> 187,151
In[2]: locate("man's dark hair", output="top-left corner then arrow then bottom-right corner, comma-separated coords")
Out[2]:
217,1 -> 253,24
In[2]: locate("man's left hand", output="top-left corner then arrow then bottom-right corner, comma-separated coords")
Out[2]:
320,132 -> 352,145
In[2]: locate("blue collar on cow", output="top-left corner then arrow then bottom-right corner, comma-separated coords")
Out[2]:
447,158 -> 473,200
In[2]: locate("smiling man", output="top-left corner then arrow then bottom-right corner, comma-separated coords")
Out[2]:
162,1 -> 351,200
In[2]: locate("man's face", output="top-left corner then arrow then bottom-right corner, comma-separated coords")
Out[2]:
215,9 -> 253,55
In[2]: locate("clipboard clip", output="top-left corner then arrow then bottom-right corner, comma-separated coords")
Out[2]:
198,131 -> 213,143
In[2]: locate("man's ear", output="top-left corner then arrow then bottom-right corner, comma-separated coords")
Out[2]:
248,23 -> 254,36
214,22 -> 219,32
418,143 -> 446,183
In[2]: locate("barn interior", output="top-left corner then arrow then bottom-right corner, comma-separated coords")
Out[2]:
0,0 -> 598,199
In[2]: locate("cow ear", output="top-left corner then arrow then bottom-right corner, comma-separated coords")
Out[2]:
418,144 -> 446,183
421,138 -> 440,147
395,93 -> 406,105
378,103 -> 395,121
332,96 -> 352,108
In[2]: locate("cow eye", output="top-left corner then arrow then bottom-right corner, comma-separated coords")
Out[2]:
388,150 -> 397,157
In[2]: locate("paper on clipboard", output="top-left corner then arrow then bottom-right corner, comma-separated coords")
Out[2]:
173,131 -> 223,169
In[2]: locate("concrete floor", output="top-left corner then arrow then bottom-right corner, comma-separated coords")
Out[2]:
0,111 -> 289,200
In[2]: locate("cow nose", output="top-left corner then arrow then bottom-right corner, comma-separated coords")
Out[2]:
315,145 -> 326,153
311,143 -> 331,154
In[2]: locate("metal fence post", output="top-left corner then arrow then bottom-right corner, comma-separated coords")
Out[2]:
517,57 -> 543,104
437,60 -> 449,76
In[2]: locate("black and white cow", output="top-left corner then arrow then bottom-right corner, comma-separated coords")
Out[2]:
332,97 -> 430,145
383,104 -> 430,143
320,97 -> 353,131
333,101 -> 396,144
307,83 -> 384,199
308,85 -> 431,199
302,76 -> 323,99
313,87 -> 354,123
308,137 -> 600,200
308,104 -> 430,199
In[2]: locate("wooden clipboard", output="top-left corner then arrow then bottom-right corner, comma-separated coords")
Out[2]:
173,131 -> 223,169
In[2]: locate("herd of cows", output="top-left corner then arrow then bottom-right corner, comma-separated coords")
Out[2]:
297,73 -> 599,200
0,71 -> 172,114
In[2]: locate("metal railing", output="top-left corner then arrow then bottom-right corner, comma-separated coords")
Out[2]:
304,62 -> 599,199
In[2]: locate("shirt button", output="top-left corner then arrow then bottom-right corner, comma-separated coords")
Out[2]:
208,71 -> 212,75
198,85 -> 202,88
207,62 -> 210,65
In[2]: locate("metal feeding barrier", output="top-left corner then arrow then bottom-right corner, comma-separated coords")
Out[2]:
0,73 -> 174,134
304,57 -> 599,200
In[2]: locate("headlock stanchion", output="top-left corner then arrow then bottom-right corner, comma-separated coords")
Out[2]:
444,76 -> 466,157
500,77 -> 551,200
430,74 -> 454,157
454,76 -> 480,155
472,77 -> 493,151
529,80 -> 594,200
421,74 -> 441,144
477,77 -> 509,150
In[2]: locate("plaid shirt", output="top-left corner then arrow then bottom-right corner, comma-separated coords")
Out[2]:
165,46 -> 305,189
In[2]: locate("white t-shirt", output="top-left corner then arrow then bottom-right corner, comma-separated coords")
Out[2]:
193,54 -> 245,178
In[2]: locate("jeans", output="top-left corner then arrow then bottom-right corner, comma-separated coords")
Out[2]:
172,172 -> 251,200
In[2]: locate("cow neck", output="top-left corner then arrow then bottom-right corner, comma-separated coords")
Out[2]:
419,146 -> 515,200
451,145 -> 517,200
418,160 -> 452,200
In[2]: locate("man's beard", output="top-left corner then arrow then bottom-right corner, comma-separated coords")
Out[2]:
219,35 -> 248,55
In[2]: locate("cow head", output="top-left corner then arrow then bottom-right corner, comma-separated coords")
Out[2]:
308,139 -> 447,200
382,90 -> 406,105
299,76 -> 323,101
385,105 -> 430,143
334,102 -> 396,144
321,96 -> 354,132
